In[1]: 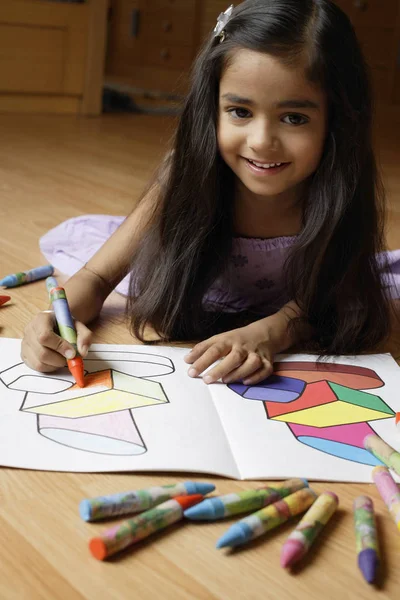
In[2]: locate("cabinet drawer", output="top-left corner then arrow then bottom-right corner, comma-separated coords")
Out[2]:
334,0 -> 399,28
0,24 -> 65,93
138,9 -> 196,45
141,0 -> 197,12
141,43 -> 193,70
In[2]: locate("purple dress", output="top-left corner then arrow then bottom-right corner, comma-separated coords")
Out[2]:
39,215 -> 400,314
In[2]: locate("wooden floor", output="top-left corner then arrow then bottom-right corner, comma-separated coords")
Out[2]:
1,110 -> 400,599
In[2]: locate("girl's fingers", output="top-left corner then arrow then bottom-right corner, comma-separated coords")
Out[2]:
242,360 -> 274,385
221,352 -> 263,384
75,321 -> 92,356
184,339 -> 214,364
201,347 -> 247,384
33,314 -> 76,359
21,337 -> 68,372
187,343 -> 230,378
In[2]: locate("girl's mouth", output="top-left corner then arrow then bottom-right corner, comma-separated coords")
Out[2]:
244,158 -> 290,175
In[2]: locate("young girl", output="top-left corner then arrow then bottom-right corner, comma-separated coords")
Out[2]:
22,0 -> 400,387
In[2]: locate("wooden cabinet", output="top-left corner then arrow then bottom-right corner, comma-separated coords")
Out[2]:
0,0 -> 108,115
105,0 -> 400,104
106,0 -> 201,93
333,0 -> 400,103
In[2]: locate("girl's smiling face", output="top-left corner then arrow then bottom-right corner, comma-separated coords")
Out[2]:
218,48 -> 328,207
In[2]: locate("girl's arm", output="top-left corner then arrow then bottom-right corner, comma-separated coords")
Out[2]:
21,185 -> 158,372
63,190 -> 157,323
184,300 -> 313,385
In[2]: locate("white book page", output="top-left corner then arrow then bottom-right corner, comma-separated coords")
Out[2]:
0,339 -> 239,477
209,353 -> 400,482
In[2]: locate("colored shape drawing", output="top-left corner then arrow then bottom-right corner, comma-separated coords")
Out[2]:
264,380 -> 335,418
228,360 -> 395,466
230,375 -> 305,403
273,361 -> 384,389
289,422 -> 383,466
1,351 -> 175,456
38,411 -> 146,455
20,369 -> 168,418
266,381 -> 394,427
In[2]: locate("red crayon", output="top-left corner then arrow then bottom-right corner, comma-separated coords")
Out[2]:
0,295 -> 11,307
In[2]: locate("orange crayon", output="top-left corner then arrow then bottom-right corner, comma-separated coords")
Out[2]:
89,494 -> 204,560
67,357 -> 85,388
46,277 -> 85,387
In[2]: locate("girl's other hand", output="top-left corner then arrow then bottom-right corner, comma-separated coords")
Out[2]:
21,311 -> 92,373
184,318 -> 287,385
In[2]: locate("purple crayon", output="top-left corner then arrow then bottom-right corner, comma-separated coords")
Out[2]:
353,496 -> 380,584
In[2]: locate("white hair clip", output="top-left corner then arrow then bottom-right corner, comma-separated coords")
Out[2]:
213,4 -> 234,43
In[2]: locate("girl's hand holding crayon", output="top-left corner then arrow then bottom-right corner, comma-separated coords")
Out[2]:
184,310 -> 294,385
21,310 -> 92,373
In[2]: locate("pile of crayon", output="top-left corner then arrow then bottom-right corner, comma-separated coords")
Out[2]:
80,430 -> 400,586
81,477 -> 339,568
81,481 -> 215,560
356,432 -> 400,584
183,478 -> 338,568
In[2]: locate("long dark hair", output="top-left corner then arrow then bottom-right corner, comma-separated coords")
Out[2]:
127,0 -> 392,353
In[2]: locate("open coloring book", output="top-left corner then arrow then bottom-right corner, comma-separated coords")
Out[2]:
1,338 -> 399,482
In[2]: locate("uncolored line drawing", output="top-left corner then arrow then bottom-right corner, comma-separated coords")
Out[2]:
0,351 -> 174,456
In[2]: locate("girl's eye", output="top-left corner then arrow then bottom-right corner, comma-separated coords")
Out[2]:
227,107 -> 251,119
282,114 -> 309,126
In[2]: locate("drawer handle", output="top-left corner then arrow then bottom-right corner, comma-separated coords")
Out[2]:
162,21 -> 173,32
160,48 -> 171,60
130,9 -> 140,38
354,0 -> 368,10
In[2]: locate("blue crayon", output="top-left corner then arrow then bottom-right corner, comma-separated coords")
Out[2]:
216,488 -> 317,549
217,521 -> 253,548
46,276 -> 59,293
0,265 -> 54,287
80,480 -> 215,521
184,478 -> 308,521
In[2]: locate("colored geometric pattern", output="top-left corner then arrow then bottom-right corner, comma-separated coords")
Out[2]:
266,381 -> 393,426
21,369 -> 168,418
228,361 -> 395,466
273,362 -> 384,389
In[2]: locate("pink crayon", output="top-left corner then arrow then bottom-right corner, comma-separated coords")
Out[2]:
281,491 -> 338,568
372,466 -> 400,533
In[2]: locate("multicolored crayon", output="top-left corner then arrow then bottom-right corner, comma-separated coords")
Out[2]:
89,494 -> 204,560
0,264 -> 54,287
80,481 -> 216,521
0,295 -> 10,307
364,434 -> 400,476
280,491 -> 338,567
396,413 -> 400,432
353,495 -> 380,584
372,465 -> 400,533
216,488 -> 317,549
46,276 -> 85,387
184,478 -> 308,521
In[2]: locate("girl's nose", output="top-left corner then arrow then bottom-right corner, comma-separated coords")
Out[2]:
248,122 -> 279,153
